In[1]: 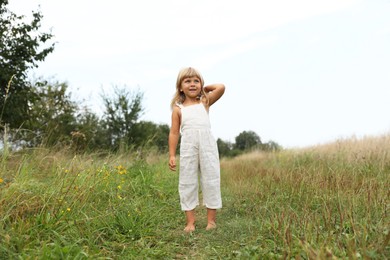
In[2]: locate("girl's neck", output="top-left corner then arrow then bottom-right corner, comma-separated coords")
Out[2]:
183,97 -> 200,106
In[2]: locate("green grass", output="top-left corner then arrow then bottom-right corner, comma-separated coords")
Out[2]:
0,135 -> 389,259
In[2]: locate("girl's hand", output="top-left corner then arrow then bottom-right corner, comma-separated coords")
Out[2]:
169,156 -> 176,171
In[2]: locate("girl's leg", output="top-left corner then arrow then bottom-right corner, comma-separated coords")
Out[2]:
179,133 -> 199,233
206,208 -> 217,230
184,210 -> 196,232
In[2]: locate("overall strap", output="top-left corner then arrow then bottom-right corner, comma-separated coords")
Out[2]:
175,102 -> 184,109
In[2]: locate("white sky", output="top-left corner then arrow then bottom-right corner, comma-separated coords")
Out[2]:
9,0 -> 390,148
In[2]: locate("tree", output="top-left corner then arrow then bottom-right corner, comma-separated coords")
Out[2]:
131,121 -> 170,152
217,138 -> 233,157
261,140 -> 282,152
0,1 -> 55,128
101,86 -> 144,150
73,107 -> 106,151
21,80 -> 77,147
154,124 -> 170,152
235,130 -> 262,151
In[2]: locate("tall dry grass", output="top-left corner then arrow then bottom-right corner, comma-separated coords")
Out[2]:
221,134 -> 389,258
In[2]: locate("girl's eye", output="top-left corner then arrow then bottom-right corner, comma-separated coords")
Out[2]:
184,78 -> 199,84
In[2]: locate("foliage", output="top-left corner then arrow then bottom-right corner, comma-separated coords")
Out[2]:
131,121 -> 170,152
218,131 -> 282,158
101,86 -> 144,151
0,79 -> 170,152
217,138 -> 241,158
0,0 -> 55,128
261,140 -> 283,152
23,80 -> 77,147
235,130 -> 261,151
73,92 -> 169,153
0,135 -> 389,258
73,107 -> 106,151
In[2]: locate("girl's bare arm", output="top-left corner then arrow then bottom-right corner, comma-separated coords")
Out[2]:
204,84 -> 225,106
168,107 -> 181,171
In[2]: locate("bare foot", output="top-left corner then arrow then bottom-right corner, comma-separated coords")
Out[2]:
184,223 -> 195,233
206,222 -> 217,230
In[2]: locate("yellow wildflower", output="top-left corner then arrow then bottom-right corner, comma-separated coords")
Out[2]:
115,165 -> 127,175
67,208 -> 71,212
0,178 -> 3,184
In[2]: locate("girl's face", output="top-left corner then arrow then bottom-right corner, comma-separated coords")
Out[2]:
180,76 -> 201,99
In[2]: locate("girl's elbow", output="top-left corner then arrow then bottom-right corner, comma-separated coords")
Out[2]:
219,84 -> 225,95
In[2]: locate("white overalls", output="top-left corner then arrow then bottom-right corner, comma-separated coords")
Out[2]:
177,102 -> 222,211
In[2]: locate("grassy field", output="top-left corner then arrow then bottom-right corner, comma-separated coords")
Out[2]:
0,135 -> 389,259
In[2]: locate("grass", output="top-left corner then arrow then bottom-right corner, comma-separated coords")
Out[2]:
0,135 -> 389,259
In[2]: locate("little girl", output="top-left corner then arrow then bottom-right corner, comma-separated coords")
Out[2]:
168,67 -> 225,232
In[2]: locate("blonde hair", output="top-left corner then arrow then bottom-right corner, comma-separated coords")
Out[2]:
170,67 -> 209,109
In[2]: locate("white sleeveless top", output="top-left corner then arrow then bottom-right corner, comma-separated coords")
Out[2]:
176,103 -> 211,132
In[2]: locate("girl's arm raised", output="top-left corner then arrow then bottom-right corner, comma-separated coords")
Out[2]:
204,84 -> 225,107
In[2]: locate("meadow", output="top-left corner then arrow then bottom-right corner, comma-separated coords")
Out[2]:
0,135 -> 389,259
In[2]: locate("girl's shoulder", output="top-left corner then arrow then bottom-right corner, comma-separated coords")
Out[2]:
175,102 -> 184,109
172,104 -> 182,116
